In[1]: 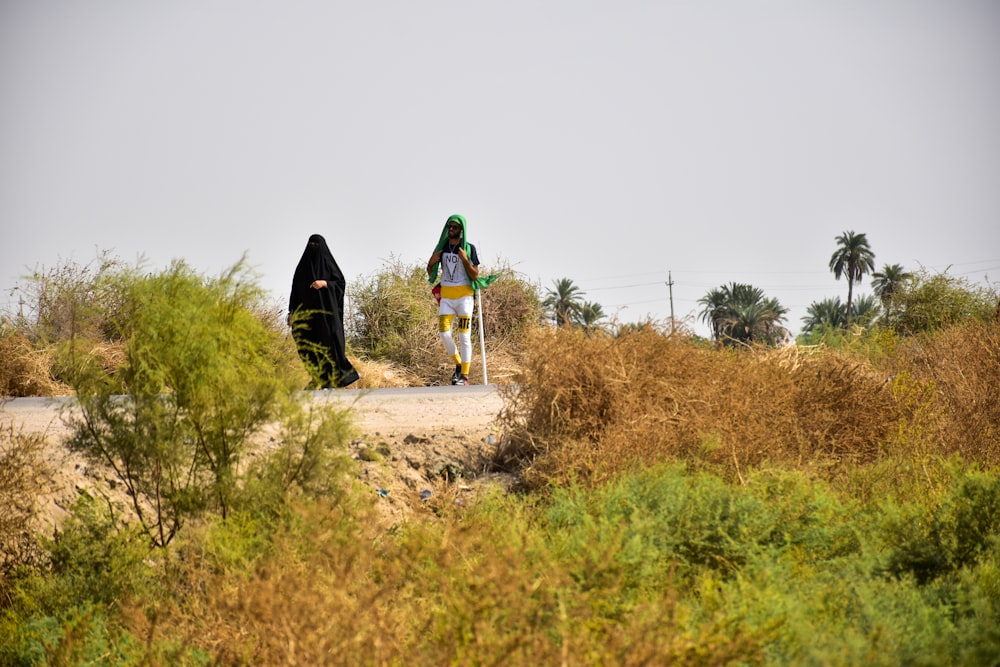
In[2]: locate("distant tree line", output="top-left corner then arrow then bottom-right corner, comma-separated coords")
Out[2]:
541,229 -> 997,346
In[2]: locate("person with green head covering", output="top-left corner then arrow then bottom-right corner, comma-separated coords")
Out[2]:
426,214 -> 497,385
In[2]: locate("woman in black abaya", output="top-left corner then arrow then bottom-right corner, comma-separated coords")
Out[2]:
288,234 -> 359,389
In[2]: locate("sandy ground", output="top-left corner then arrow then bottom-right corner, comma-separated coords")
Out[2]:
1,385 -> 510,532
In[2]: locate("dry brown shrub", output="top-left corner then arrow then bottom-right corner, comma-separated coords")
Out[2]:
81,341 -> 126,376
351,357 -> 421,389
0,424 -> 53,581
890,319 -> 1000,465
499,327 -> 902,490
498,327 -> 716,486
0,333 -> 67,397
787,351 -> 898,464
47,338 -> 126,394
478,272 -> 541,349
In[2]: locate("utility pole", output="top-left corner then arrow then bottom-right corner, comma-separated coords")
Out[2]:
666,271 -> 675,335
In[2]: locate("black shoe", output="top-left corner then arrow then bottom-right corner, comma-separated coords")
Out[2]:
450,364 -> 462,385
455,375 -> 469,386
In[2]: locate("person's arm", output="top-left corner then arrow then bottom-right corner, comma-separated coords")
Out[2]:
427,250 -> 442,277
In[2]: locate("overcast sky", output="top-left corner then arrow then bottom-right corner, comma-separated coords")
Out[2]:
2,1 -> 998,338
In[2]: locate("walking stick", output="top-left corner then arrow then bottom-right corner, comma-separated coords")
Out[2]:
476,289 -> 488,385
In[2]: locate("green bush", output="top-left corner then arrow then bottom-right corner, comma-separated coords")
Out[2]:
33,494 -> 152,613
544,465 -> 861,592
889,270 -> 998,335
0,493 -> 154,666
10,604 -> 137,666
881,468 -> 1000,585
6,458 -> 999,664
62,259 -> 312,547
236,399 -> 358,520
348,258 -> 437,370
8,250 -> 135,347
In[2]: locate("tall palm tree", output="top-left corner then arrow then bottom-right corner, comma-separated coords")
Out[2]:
543,278 -> 585,327
871,263 -> 913,321
829,230 -> 876,328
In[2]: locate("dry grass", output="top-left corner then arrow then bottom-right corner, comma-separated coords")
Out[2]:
351,356 -> 422,389
0,424 -> 53,583
496,324 -> 997,491
0,334 -> 70,397
139,500 -> 404,664
885,319 -> 1000,466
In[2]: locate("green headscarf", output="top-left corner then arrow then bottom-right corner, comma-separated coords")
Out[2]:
428,214 -> 498,291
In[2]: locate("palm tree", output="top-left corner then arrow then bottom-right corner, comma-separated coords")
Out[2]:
543,278 -> 585,327
801,296 -> 846,334
759,297 -> 789,343
699,282 -> 788,346
851,294 -> 881,328
829,230 -> 876,328
801,294 -> 880,336
697,287 -> 728,340
721,300 -> 788,346
871,263 -> 913,321
577,301 -> 607,333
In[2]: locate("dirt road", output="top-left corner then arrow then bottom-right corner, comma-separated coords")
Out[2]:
2,385 -> 509,528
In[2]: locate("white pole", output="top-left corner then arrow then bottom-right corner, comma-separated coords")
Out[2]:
476,289 -> 488,385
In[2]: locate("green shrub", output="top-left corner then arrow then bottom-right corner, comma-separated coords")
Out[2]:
33,493 -> 153,613
348,258 -> 438,369
62,259 -> 307,547
236,398 -> 358,519
881,468 -> 1000,585
10,604 -> 136,666
9,250 -> 135,347
889,270 -> 998,335
544,465 -> 861,593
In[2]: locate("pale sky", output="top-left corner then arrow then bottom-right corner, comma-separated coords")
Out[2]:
2,1 -> 998,338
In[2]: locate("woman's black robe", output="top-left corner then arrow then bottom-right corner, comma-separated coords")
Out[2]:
288,234 -> 359,388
